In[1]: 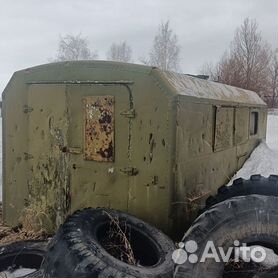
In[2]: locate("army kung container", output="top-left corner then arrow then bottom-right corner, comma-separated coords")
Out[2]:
2,61 -> 267,237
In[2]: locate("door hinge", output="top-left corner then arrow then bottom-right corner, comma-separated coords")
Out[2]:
24,152 -> 34,160
23,105 -> 34,113
68,147 -> 83,154
61,146 -> 83,154
120,109 -> 136,118
120,167 -> 139,176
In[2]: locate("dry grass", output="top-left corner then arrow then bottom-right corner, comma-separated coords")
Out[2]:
101,211 -> 136,265
0,203 -> 48,245
20,206 -> 52,233
0,227 -> 47,245
224,258 -> 267,277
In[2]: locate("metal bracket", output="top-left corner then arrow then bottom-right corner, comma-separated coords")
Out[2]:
61,146 -> 83,154
23,105 -> 34,113
24,152 -> 34,160
120,167 -> 139,176
68,147 -> 83,154
120,109 -> 136,118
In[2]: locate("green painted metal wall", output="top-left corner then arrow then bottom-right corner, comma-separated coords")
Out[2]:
2,61 -> 267,236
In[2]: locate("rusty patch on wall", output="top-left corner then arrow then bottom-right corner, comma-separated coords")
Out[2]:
83,96 -> 115,161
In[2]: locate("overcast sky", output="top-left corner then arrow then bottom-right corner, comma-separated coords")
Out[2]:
0,0 -> 277,94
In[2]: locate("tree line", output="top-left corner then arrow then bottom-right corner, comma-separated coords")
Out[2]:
52,19 -> 277,107
52,21 -> 180,72
200,18 -> 277,108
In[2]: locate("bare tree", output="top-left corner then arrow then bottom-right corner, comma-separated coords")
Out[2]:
55,33 -> 98,61
267,49 -> 278,107
199,61 -> 219,81
201,18 -> 271,97
107,41 -> 132,62
199,53 -> 239,84
146,21 -> 180,71
216,51 -> 245,86
230,18 -> 271,92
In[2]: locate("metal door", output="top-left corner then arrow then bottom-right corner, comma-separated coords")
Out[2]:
66,83 -> 133,213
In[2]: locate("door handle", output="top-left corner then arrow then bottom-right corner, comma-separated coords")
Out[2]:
61,147 -> 83,154
120,167 -> 139,176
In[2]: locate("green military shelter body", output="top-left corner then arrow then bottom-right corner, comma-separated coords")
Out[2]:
2,61 -> 267,236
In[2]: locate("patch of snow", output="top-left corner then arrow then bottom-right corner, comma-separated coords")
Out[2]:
266,113 -> 278,152
228,110 -> 278,185
257,246 -> 278,268
239,246 -> 278,269
0,268 -> 36,278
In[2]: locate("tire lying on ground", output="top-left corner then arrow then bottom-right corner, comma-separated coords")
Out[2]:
254,265 -> 278,278
202,175 -> 278,213
174,195 -> 278,278
0,240 -> 48,278
42,208 -> 175,278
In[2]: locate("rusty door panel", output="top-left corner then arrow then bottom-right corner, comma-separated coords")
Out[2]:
214,107 -> 234,151
83,96 -> 115,162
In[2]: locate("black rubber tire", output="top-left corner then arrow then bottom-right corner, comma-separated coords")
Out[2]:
254,266 -> 278,278
174,195 -> 278,278
201,175 -> 278,214
43,208 -> 175,278
0,240 -> 48,277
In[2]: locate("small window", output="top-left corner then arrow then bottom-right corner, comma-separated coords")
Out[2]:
250,112 -> 259,136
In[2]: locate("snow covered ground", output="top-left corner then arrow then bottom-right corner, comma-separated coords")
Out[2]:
266,110 -> 278,151
0,268 -> 36,278
228,110 -> 278,185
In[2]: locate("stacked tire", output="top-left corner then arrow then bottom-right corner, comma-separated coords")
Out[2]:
175,175 -> 278,278
42,208 -> 175,278
0,240 -> 48,278
202,175 -> 278,213
8,174 -> 277,277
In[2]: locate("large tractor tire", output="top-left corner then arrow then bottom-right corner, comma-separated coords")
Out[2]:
174,195 -> 278,278
0,240 -> 48,277
202,175 -> 278,213
43,208 -> 175,278
254,266 -> 278,278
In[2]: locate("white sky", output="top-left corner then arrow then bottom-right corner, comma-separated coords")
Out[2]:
0,0 -> 277,94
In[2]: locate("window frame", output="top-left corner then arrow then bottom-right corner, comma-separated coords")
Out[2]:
249,110 -> 259,136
